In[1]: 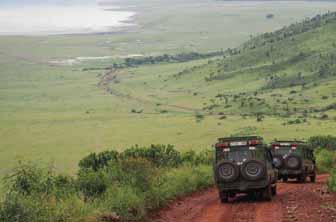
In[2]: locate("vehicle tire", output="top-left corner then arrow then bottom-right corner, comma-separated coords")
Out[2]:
262,185 -> 273,201
297,174 -> 306,183
215,161 -> 239,183
241,159 -> 266,181
310,172 -> 316,183
271,185 -> 277,196
272,154 -> 284,169
247,192 -> 257,201
219,191 -> 229,203
282,176 -> 288,182
285,154 -> 302,170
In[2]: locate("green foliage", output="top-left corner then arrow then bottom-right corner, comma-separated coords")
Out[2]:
309,135 -> 336,150
77,169 -> 108,198
0,145 -> 213,222
122,144 -> 182,168
121,51 -> 224,68
329,170 -> 336,192
146,165 -> 213,209
314,148 -> 336,173
79,151 -> 119,171
195,112 -> 205,122
4,162 -> 76,198
99,185 -> 146,221
0,164 -> 88,222
314,147 -> 336,192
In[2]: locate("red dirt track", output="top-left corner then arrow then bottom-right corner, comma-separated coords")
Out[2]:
153,175 -> 336,222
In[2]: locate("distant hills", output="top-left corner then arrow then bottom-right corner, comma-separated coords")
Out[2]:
170,12 -> 336,119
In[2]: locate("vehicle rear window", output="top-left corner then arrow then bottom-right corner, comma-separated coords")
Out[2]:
273,146 -> 302,156
217,146 -> 265,163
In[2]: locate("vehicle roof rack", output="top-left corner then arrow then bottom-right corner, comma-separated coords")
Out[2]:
272,140 -> 306,144
218,136 -> 263,143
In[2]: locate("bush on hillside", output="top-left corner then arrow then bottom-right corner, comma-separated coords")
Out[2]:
0,163 -> 87,222
314,148 -> 336,173
79,150 -> 119,171
0,145 -> 214,222
309,135 -> 336,150
329,170 -> 336,192
122,144 -> 182,167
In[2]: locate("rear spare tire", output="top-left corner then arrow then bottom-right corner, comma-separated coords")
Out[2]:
241,159 -> 266,181
215,161 -> 239,183
285,154 -> 302,170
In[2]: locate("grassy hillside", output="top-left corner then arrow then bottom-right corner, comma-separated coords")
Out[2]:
115,12 -> 336,122
1,5 -> 336,181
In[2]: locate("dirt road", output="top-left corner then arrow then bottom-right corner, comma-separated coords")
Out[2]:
153,175 -> 336,222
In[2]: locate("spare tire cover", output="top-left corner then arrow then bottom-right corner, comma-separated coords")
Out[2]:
241,159 -> 266,181
285,154 -> 302,170
215,161 -> 239,182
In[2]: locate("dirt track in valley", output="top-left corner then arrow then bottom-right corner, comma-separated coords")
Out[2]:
152,175 -> 336,222
98,69 -> 201,113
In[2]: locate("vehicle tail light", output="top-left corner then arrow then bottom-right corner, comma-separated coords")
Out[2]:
216,142 -> 229,148
249,140 -> 261,145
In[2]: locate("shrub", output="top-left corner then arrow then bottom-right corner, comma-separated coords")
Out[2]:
77,169 -> 108,198
1,146 -> 215,221
4,162 -> 75,198
0,194 -> 42,222
99,185 -> 146,221
328,170 -> 336,192
309,135 -> 336,150
195,112 -> 205,122
0,193 -> 89,222
147,165 -> 213,209
107,158 -> 155,191
314,148 -> 335,173
79,150 -> 119,171
122,144 -> 182,167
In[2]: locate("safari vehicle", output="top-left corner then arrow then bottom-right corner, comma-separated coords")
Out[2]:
270,140 -> 316,183
214,136 -> 278,203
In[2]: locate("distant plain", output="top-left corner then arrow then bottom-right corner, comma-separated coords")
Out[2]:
1,0 -> 336,179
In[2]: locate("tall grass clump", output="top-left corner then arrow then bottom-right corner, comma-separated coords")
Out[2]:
0,145 -> 214,222
328,169 -> 336,192
310,135 -> 336,192
0,162 -> 91,222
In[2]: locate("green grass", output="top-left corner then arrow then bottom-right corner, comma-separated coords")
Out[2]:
0,147 -> 213,222
1,1 -> 336,186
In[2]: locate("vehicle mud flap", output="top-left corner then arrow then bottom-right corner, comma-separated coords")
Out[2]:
262,184 -> 273,201
219,191 -> 229,203
271,184 -> 277,196
297,173 -> 306,183
310,172 -> 316,183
